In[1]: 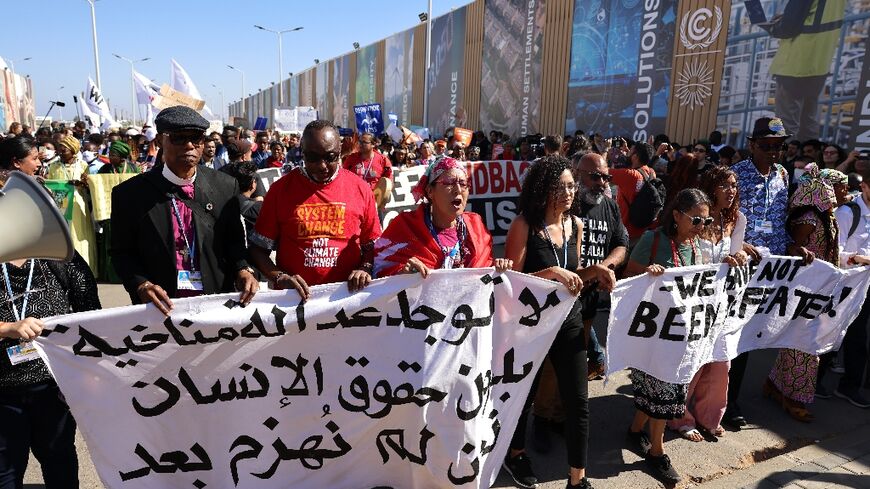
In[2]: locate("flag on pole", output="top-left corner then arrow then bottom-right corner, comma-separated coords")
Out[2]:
170,59 -> 216,120
76,92 -> 100,131
132,70 -> 160,126
84,77 -> 115,130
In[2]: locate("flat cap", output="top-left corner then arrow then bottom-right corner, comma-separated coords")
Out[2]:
225,139 -> 253,160
154,106 -> 209,134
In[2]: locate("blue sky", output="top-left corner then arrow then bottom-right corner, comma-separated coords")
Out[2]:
0,0 -> 470,121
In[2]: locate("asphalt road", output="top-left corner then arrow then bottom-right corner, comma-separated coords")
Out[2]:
23,284 -> 870,488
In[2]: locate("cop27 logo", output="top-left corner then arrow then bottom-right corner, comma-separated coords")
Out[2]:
680,7 -> 723,50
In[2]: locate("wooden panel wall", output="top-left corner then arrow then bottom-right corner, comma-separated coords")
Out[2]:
411,23 -> 426,127
376,40 -> 386,106
539,0 -> 575,136
462,0 -> 485,131
665,0 -> 732,143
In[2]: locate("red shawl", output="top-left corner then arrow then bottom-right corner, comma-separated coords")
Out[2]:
374,205 -> 494,277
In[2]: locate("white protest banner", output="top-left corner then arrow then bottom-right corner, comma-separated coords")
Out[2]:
256,168 -> 283,194
383,160 -> 532,244
606,256 -> 870,384
273,106 -> 317,133
36,269 -> 574,489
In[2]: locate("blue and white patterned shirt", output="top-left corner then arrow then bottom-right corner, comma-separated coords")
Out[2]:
732,158 -> 790,255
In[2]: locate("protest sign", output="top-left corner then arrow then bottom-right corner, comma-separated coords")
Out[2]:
253,117 -> 268,131
606,257 -> 870,384
42,180 -> 75,223
354,103 -> 384,135
153,84 -> 205,111
384,160 -> 532,244
273,107 -> 317,133
454,127 -> 473,146
36,269 -> 574,489
88,173 -> 137,221
256,168 -> 283,194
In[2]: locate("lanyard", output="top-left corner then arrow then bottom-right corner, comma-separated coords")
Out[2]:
170,196 -> 196,269
424,207 -> 465,269
715,215 -> 727,262
670,239 -> 698,267
2,261 -> 35,322
359,155 -> 375,180
542,218 -> 569,268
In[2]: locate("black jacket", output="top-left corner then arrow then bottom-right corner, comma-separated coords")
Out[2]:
110,164 -> 249,303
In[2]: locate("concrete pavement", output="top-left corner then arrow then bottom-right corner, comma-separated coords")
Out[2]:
23,284 -> 870,488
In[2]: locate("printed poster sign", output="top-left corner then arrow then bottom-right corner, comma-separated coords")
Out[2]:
355,44 -> 378,106
43,180 -> 75,223
384,29 -> 415,126
36,270 -> 575,489
354,103 -> 384,135
427,7 -> 468,137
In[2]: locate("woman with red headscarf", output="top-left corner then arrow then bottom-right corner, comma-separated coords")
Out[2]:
374,157 -> 511,276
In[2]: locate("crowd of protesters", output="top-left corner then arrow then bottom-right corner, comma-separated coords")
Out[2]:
0,109 -> 868,489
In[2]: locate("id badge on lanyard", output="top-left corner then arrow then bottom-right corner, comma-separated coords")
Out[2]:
3,261 -> 40,365
171,197 -> 204,291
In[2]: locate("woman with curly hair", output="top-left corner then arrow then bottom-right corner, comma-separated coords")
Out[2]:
764,163 -> 839,422
665,167 -> 749,443
502,155 -> 616,489
623,188 -> 713,483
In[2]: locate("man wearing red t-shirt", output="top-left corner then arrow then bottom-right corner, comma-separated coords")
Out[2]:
249,120 -> 382,299
343,132 -> 392,190
610,142 -> 657,243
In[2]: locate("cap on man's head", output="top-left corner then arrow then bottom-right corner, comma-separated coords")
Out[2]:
225,139 -> 253,161
154,106 -> 209,134
748,116 -> 791,140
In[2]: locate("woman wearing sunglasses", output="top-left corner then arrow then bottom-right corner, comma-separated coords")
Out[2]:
501,155 -> 616,489
623,188 -> 712,483
764,163 -> 839,422
661,167 -> 750,444
373,157 -> 512,276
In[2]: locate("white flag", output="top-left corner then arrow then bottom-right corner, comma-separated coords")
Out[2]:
77,92 -> 99,129
84,77 -> 115,128
133,70 -> 160,126
170,59 -> 216,120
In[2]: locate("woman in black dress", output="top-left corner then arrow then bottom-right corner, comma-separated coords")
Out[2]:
503,155 -> 616,489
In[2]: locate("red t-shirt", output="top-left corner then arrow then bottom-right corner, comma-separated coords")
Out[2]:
254,168 -> 382,286
611,165 -> 657,241
343,151 -> 392,190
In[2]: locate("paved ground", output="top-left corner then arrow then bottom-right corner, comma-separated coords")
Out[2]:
23,284 -> 870,488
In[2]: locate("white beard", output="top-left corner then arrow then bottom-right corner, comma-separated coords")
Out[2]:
580,187 -> 604,205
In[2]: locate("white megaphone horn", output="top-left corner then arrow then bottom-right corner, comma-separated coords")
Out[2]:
0,172 -> 74,263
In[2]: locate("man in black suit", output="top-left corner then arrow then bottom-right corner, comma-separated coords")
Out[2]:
110,106 -> 258,314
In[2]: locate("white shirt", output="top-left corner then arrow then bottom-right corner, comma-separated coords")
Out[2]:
698,211 -> 746,264
836,195 -> 870,268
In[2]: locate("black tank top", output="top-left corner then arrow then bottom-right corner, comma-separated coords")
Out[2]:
522,217 -> 583,328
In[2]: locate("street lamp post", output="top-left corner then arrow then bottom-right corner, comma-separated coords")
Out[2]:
7,57 -> 31,75
85,0 -> 102,89
253,25 -> 303,106
212,84 -> 225,123
423,0 -> 433,129
113,54 -> 150,126
227,65 -> 246,119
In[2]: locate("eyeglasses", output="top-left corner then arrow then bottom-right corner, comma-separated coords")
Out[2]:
716,183 -> 738,191
755,141 -> 784,152
303,151 -> 341,164
436,177 -> 470,190
680,210 -> 714,226
165,133 -> 205,146
586,171 -> 612,183
556,184 -> 579,195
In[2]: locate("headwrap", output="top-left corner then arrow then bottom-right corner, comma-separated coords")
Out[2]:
820,168 -> 848,187
411,157 -> 465,203
57,135 -> 81,155
109,141 -> 131,158
790,163 -> 836,213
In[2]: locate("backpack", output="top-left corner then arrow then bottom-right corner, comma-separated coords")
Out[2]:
628,167 -> 666,228
842,200 -> 861,239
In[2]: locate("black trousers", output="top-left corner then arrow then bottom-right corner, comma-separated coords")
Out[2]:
727,352 -> 749,409
510,322 -> 589,468
839,298 -> 870,391
0,381 -> 78,489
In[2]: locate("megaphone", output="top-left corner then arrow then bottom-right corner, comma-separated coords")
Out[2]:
0,172 -> 74,263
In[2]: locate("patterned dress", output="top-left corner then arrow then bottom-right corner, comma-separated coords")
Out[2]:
768,209 -> 839,403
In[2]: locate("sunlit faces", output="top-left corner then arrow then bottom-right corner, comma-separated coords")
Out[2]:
13,147 -> 40,176
714,175 -> 738,208
426,168 -> 470,219
549,169 -> 576,212
674,204 -> 711,238
302,128 -> 342,183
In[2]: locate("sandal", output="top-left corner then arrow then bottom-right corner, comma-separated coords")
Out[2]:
782,398 -> 815,423
699,425 -> 726,438
677,426 -> 703,442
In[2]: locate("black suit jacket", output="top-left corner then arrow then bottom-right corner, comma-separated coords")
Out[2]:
110,164 -> 249,303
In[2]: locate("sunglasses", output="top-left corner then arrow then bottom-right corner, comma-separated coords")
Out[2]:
303,151 -> 341,164
165,133 -> 205,146
436,177 -> 470,190
680,210 -> 714,226
755,141 -> 784,152
587,171 -> 612,183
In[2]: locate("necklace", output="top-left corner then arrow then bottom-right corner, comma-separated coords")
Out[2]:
542,216 -> 569,268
